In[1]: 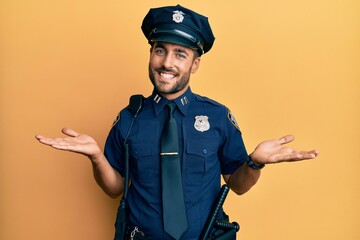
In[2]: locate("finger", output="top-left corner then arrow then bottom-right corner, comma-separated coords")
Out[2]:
278,135 -> 295,145
36,136 -> 57,146
294,152 -> 316,160
50,143 -> 78,152
35,135 -> 45,140
307,149 -> 320,157
292,150 -> 320,160
62,128 -> 80,137
280,151 -> 318,162
37,137 -> 78,151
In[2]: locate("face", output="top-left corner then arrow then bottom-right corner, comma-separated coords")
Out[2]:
148,42 -> 201,100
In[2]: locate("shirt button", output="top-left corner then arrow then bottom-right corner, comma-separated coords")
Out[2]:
203,149 -> 208,154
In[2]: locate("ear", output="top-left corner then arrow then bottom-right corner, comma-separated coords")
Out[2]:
191,57 -> 201,74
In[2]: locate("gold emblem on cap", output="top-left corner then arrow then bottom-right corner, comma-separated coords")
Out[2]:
172,10 -> 185,23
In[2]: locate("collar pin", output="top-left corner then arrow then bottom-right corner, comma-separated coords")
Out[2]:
154,94 -> 161,103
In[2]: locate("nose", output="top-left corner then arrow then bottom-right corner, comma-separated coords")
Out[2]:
162,53 -> 175,69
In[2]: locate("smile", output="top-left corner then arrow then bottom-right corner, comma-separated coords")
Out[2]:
158,71 -> 177,79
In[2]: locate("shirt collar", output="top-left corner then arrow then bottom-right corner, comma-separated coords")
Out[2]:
152,87 -> 194,116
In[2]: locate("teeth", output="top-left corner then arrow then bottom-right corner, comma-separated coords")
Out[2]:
160,72 -> 175,79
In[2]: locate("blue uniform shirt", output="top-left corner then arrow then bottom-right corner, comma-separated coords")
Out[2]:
104,88 -> 248,240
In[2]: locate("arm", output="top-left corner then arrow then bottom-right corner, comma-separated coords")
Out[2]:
223,162 -> 260,195
224,135 -> 320,195
35,128 -> 124,198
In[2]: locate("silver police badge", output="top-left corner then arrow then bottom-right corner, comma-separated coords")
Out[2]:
194,115 -> 210,132
172,10 -> 185,23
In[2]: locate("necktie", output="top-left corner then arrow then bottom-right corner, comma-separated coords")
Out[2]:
161,102 -> 188,240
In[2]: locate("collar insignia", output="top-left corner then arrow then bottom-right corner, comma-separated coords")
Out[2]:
194,115 -> 210,132
180,96 -> 189,106
154,94 -> 161,103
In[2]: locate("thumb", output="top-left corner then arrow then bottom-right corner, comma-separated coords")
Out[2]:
62,128 -> 80,137
278,135 -> 295,145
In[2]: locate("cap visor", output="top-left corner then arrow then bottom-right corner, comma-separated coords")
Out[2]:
151,35 -> 198,51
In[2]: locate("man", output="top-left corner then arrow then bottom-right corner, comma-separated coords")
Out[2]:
36,5 -> 319,240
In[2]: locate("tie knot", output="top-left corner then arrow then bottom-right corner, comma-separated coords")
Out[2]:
167,102 -> 177,115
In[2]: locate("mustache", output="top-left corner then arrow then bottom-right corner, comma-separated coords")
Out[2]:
155,67 -> 178,75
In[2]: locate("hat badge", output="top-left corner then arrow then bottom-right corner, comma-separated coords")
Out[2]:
172,10 -> 185,23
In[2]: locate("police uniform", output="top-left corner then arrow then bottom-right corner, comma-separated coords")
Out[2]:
104,5 -> 248,240
105,88 -> 247,239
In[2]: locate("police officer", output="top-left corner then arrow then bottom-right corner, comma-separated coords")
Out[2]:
36,5 -> 319,240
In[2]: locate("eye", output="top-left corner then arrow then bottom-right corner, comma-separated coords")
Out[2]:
155,48 -> 166,55
176,53 -> 187,59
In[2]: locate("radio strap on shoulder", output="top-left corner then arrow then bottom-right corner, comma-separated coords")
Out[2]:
114,94 -> 144,240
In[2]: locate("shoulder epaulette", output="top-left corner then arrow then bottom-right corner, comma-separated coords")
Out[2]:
195,94 -> 224,108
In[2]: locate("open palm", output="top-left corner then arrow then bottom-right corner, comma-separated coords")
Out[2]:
251,135 -> 319,165
35,128 -> 101,158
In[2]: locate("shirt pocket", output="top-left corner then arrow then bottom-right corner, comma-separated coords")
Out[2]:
185,138 -> 220,181
129,141 -> 158,183
184,139 -> 220,208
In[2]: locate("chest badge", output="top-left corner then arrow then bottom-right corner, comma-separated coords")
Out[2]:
194,115 -> 210,132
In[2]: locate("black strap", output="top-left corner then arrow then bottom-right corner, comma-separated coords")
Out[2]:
128,94 -> 143,117
124,94 -> 143,195
114,94 -> 143,240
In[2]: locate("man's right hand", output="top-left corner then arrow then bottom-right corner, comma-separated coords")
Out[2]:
35,128 -> 102,163
36,128 -> 124,198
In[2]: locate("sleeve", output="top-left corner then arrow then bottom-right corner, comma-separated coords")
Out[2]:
104,116 -> 125,177
219,109 -> 248,175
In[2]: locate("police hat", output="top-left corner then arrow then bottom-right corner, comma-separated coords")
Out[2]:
141,5 -> 215,55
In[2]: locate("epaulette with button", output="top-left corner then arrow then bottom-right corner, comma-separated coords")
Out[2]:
195,94 -> 241,132
195,94 -> 225,108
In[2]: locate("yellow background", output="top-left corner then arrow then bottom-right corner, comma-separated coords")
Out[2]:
1,0 -> 359,239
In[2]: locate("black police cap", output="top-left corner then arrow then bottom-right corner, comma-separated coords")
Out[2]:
141,5 -> 215,55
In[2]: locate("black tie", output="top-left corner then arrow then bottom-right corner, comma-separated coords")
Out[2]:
161,102 -> 188,240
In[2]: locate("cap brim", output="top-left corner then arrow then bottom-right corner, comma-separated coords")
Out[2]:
151,34 -> 199,51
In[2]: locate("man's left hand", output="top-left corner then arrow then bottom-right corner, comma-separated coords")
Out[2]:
250,135 -> 320,165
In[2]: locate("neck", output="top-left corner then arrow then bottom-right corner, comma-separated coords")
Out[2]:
159,85 -> 190,100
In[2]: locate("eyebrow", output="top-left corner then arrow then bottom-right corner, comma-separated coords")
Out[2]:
174,48 -> 189,55
155,43 -> 190,56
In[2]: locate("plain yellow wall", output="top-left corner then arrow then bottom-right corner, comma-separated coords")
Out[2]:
1,0 -> 359,239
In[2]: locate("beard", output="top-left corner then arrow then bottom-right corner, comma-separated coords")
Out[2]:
148,63 -> 191,95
